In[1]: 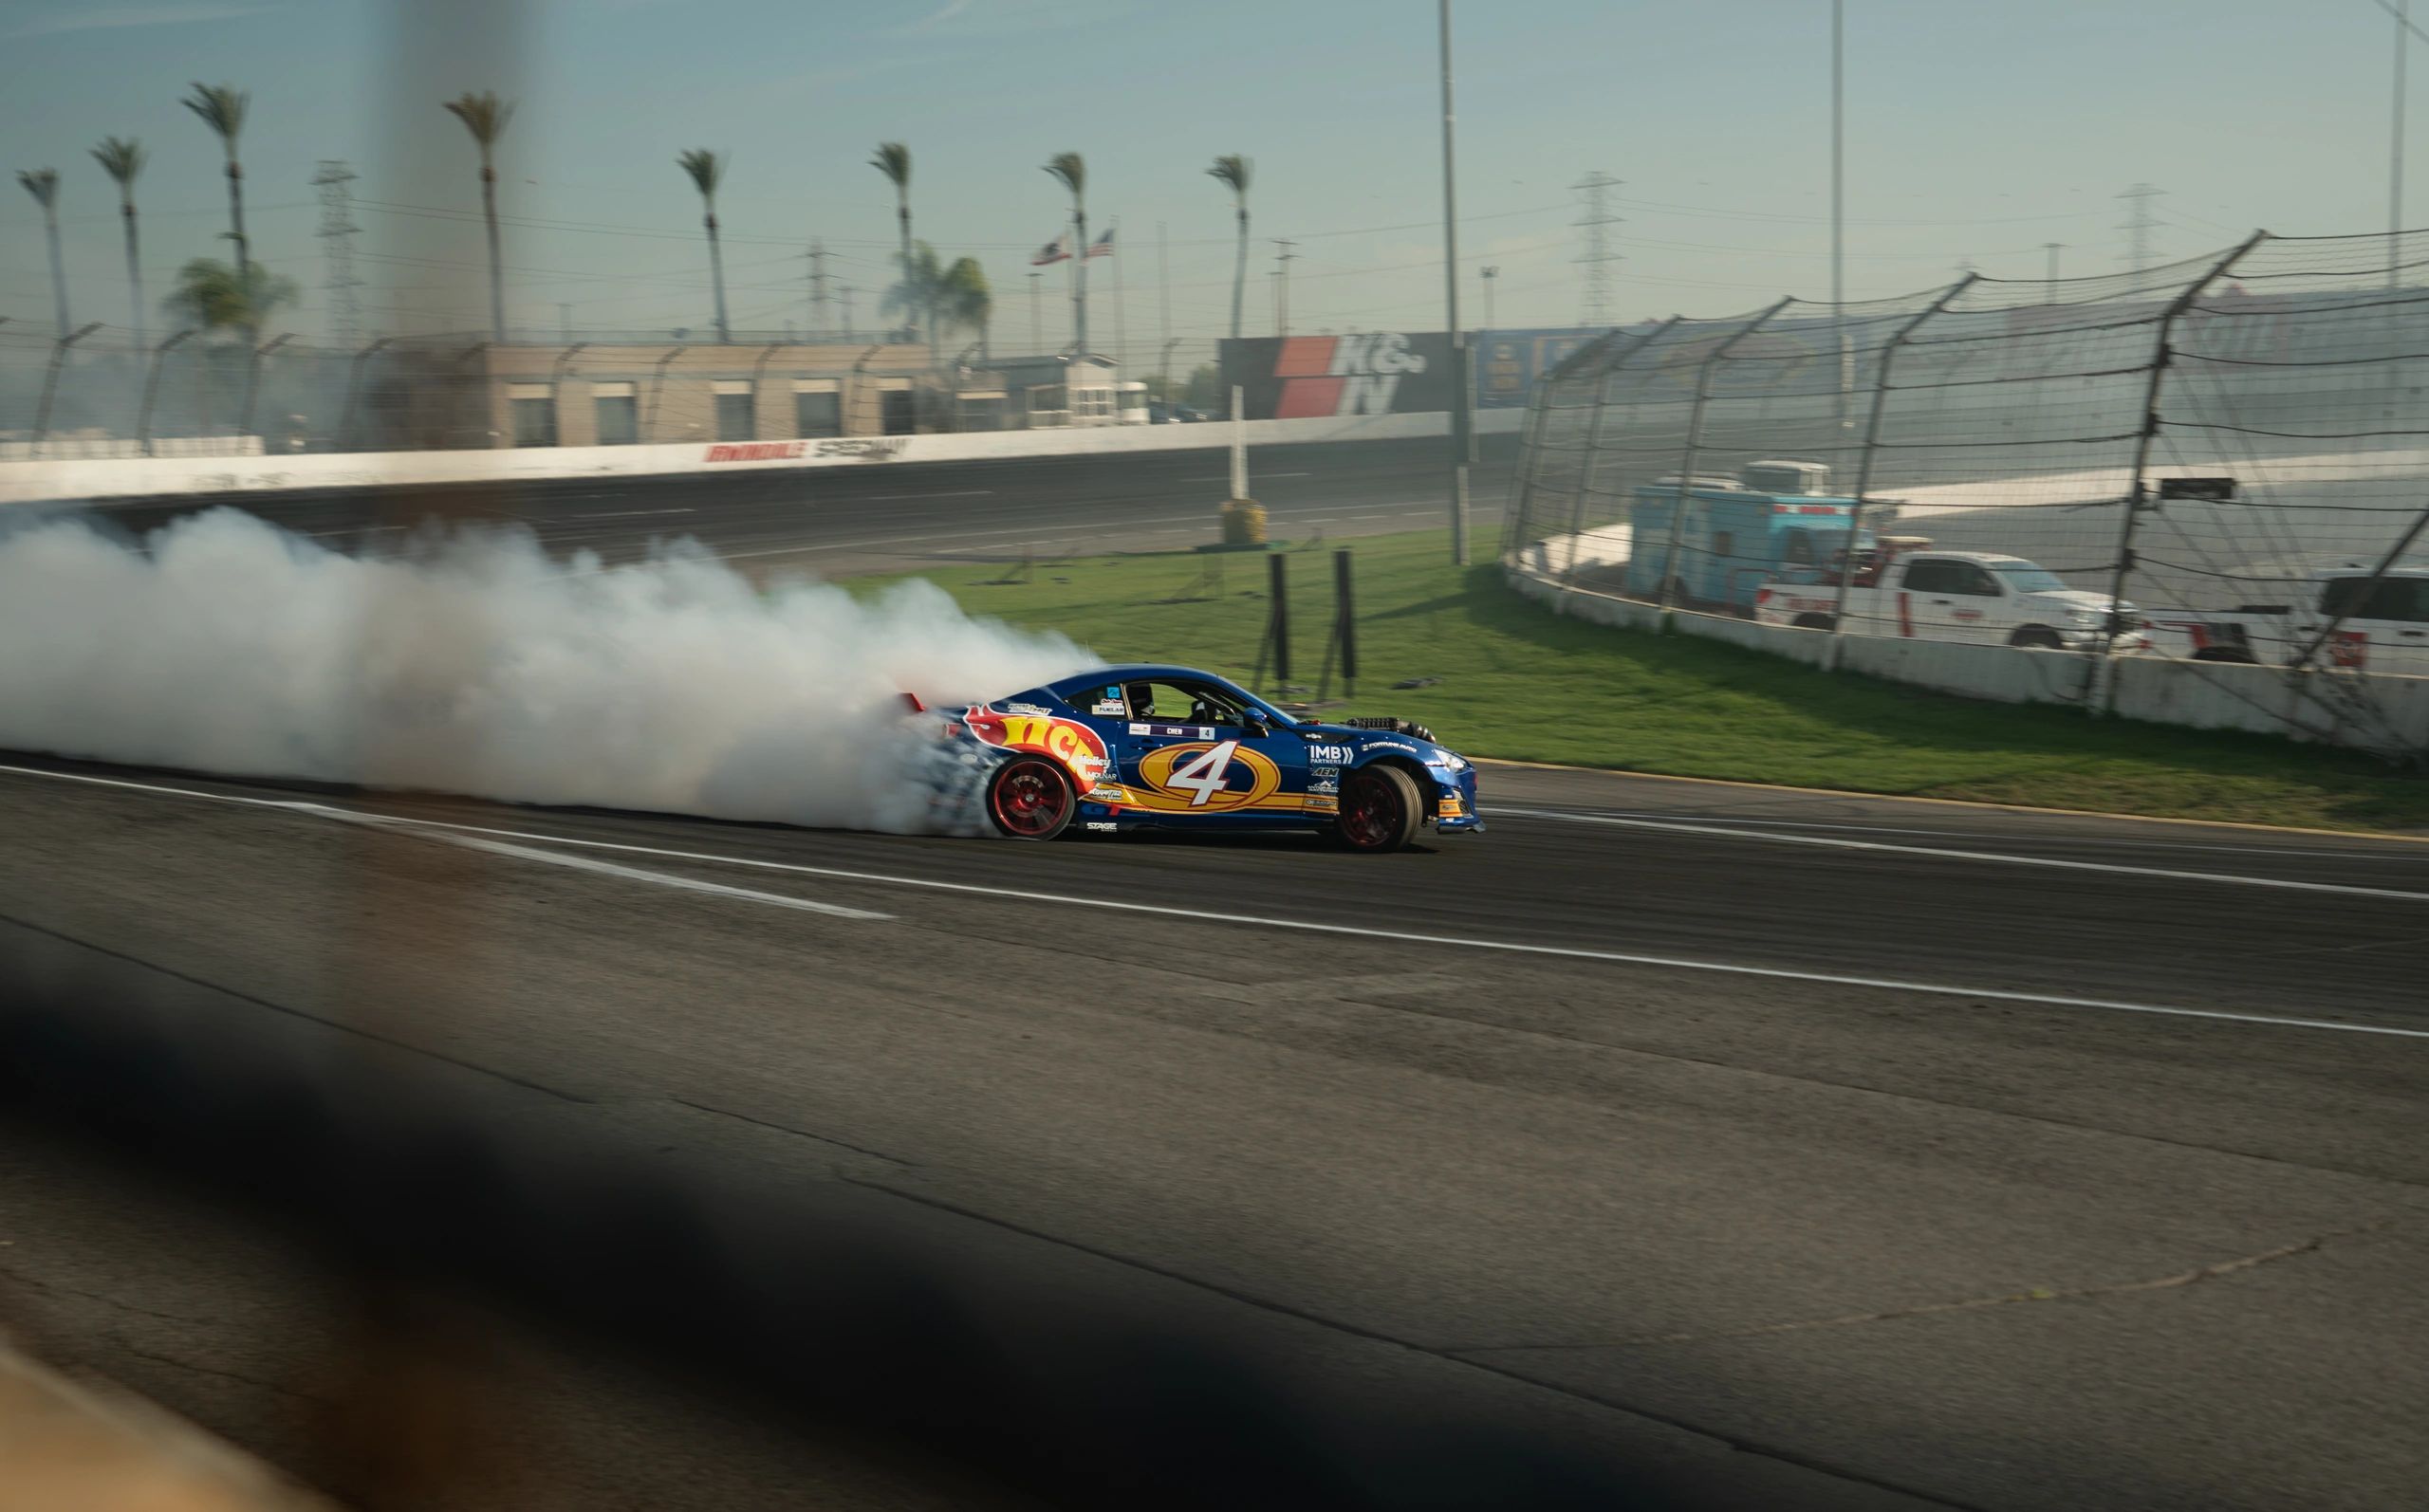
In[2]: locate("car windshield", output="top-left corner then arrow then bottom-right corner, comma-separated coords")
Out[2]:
1992,563 -> 2070,593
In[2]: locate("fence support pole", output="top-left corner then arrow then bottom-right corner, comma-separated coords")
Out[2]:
1562,317 -> 1682,591
335,336 -> 392,452
31,323 -> 101,456
1499,378 -> 1551,561
237,332 -> 290,440
1827,276 -> 1975,663
644,344 -> 686,441
1657,299 -> 1793,613
138,329 -> 195,455
554,341 -> 591,446
2098,230 -> 2270,709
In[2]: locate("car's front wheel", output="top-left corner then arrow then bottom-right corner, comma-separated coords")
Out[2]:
987,757 -> 1075,839
1331,765 -> 1424,853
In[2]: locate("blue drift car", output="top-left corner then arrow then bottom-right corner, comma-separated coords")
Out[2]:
931,664 -> 1481,852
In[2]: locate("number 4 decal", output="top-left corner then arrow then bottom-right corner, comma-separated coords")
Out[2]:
1162,739 -> 1239,806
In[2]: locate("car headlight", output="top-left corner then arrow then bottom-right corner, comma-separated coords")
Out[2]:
2067,610 -> 2104,626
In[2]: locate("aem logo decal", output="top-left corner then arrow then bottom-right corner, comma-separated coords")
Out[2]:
1133,740 -> 1284,813
1270,332 -> 1428,419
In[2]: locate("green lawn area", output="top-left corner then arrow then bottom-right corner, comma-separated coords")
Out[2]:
846,528 -> 2429,835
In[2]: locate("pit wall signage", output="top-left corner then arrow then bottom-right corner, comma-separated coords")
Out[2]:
704,437 -> 908,463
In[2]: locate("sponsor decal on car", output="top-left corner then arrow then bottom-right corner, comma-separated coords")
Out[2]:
1437,796 -> 1464,819
1084,821 -> 1119,832
1091,700 -> 1126,715
1307,778 -> 1339,796
1306,745 -> 1354,765
963,707 -> 1110,785
1303,794 -> 1340,815
1130,740 -> 1287,813
1130,723 -> 1217,739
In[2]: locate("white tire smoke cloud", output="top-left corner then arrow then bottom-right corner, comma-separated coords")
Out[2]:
0,508 -> 1092,832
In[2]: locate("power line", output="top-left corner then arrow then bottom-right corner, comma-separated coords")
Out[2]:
1573,171 -> 1622,325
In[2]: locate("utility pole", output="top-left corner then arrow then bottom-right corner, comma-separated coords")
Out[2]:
312,160 -> 362,347
1027,270 -> 1042,354
840,283 -> 857,341
1479,265 -> 1498,330
2044,242 -> 2064,303
1158,220 -> 1170,391
1439,0 -> 1470,565
809,239 -> 829,338
1271,239 -> 1298,337
1573,171 -> 1622,325
1830,0 -> 1847,432
2119,182 -> 2162,274
1110,215 -> 1127,375
2396,0 -> 2412,288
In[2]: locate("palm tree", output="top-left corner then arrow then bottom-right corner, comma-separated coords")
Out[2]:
942,256 -> 992,360
91,138 -> 147,346
677,149 -> 732,343
165,257 -> 297,333
181,84 -> 250,285
444,91 -> 515,343
881,240 -> 947,357
1043,152 -> 1086,356
1206,155 -> 1252,342
16,170 -> 68,337
869,142 -> 914,342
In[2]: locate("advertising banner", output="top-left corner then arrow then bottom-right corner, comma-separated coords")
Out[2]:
1472,328 -> 1602,409
1220,327 -> 1619,418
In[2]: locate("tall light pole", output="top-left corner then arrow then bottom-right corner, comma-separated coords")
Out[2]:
1830,0 -> 1847,433
2397,0 -> 2411,289
1439,0 -> 1470,564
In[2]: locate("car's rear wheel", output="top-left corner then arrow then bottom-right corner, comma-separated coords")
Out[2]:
987,757 -> 1074,840
1331,765 -> 1424,853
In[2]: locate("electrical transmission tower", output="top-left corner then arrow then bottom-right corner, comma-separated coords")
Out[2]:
808,239 -> 829,339
2118,182 -> 2163,274
312,160 -> 363,346
1573,172 -> 1623,326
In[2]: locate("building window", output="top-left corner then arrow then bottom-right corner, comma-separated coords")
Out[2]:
712,381 -> 755,442
508,383 -> 557,448
592,381 -> 638,445
880,389 -> 915,435
794,389 -> 842,437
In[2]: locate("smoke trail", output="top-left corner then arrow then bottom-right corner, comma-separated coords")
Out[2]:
0,508 -> 1091,833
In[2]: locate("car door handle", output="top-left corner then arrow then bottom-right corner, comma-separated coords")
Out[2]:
1928,598 -> 1952,605
2401,630 -> 2425,638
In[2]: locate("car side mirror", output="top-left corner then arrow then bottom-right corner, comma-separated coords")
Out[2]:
1241,714 -> 1270,737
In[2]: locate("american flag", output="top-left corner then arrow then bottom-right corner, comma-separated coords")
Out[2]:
1085,227 -> 1116,258
1030,231 -> 1072,267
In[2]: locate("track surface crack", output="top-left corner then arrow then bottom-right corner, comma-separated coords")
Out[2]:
1451,1224 -> 2383,1355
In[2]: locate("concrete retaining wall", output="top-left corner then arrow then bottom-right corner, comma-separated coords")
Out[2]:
1509,553 -> 2429,755
0,406 -> 1525,507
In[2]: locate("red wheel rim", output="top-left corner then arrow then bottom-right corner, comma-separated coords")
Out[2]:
992,759 -> 1069,837
1338,770 -> 1401,850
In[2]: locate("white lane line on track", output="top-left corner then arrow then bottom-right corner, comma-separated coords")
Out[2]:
1498,809 -> 2429,863
862,490 -> 995,501
2,764 -> 2413,1042
1490,806 -> 2429,903
0,765 -> 887,921
1182,470 -> 1313,482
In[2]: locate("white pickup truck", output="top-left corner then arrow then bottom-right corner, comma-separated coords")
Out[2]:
1753,541 -> 2153,652
2141,562 -> 2429,677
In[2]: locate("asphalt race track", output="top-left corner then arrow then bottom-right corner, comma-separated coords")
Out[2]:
79,430 -> 1523,578
5,439 -> 2428,1510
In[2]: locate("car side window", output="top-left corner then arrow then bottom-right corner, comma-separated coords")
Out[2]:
1950,564 -> 2000,597
1902,559 -> 1956,593
1127,680 -> 1250,729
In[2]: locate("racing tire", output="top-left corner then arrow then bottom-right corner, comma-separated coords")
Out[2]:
2009,626 -> 2066,651
986,757 -> 1075,840
1331,765 -> 1424,854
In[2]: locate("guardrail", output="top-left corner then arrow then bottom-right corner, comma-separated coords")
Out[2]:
0,408 -> 1527,507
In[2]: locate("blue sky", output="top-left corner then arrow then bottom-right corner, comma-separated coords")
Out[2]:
1,0 -> 2416,366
